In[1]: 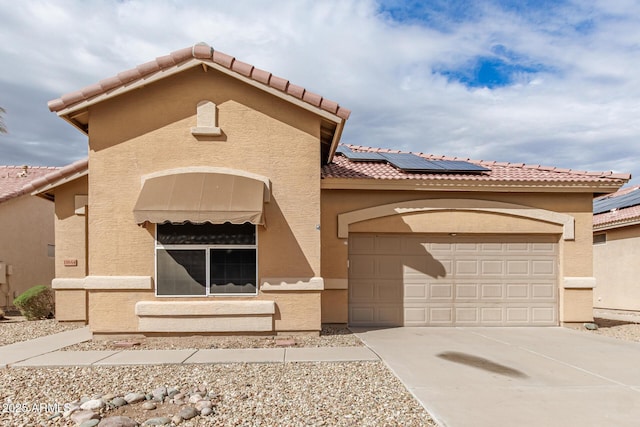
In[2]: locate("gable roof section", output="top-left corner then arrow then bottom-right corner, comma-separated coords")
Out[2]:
593,185 -> 640,230
25,158 -> 88,201
48,43 -> 350,124
322,144 -> 630,192
48,43 -> 350,164
0,165 -> 60,204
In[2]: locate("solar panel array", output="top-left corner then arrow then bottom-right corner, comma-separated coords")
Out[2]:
336,146 -> 490,174
593,188 -> 640,214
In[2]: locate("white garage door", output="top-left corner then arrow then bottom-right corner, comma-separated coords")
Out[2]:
349,234 -> 558,327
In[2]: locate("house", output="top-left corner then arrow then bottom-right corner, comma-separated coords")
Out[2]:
592,185 -> 640,319
33,43 -> 629,336
0,165 -> 58,309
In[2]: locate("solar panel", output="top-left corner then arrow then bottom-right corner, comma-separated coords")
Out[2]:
342,151 -> 386,161
594,189 -> 640,214
379,153 -> 489,173
336,145 -> 490,174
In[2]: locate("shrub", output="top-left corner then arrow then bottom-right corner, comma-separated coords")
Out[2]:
13,285 -> 54,320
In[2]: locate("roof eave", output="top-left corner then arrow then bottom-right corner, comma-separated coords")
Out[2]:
594,217 -> 640,231
321,177 -> 629,193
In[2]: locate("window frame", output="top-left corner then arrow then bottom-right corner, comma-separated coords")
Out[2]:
593,232 -> 607,245
154,223 -> 258,297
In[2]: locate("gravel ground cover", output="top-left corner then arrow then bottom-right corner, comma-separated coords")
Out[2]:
564,318 -> 640,342
0,317 -> 81,346
0,363 -> 435,426
63,325 -> 363,351
3,317 -> 640,426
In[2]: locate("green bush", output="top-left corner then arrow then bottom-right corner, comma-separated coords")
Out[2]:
13,285 -> 54,320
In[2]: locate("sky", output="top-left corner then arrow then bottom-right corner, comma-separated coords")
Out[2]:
1,0 -> 639,184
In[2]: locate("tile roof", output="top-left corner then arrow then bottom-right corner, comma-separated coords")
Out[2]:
22,158 -> 88,196
322,144 -> 631,184
0,165 -> 60,204
593,185 -> 640,229
48,43 -> 350,120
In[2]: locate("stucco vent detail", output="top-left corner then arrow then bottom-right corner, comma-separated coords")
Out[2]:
191,100 -> 222,136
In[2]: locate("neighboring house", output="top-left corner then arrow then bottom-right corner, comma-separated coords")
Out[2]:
593,185 -> 640,318
0,165 -> 58,309
33,43 -> 629,336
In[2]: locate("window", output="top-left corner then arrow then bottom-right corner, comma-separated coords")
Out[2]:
47,244 -> 55,258
593,233 -> 607,245
156,222 -> 257,296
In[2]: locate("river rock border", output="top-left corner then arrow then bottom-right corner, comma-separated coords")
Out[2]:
52,384 -> 219,426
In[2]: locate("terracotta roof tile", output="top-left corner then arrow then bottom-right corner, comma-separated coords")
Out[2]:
593,185 -> 640,228
0,165 -> 61,204
231,59 -> 254,77
49,43 -> 350,120
23,158 -> 88,195
251,67 -> 271,85
268,75 -> 289,91
322,144 -> 631,185
286,83 -> 305,99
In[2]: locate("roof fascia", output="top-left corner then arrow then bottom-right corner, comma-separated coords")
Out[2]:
31,169 -> 88,199
321,178 -> 627,193
594,217 -> 640,231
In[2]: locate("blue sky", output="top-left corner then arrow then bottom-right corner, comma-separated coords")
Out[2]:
0,0 -> 638,184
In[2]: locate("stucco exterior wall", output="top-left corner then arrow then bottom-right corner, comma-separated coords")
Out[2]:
87,290 -> 320,334
320,190 -> 595,324
54,176 -> 88,278
87,66 -> 321,280
0,195 -> 55,307
76,66 -> 323,333
593,225 -> 640,312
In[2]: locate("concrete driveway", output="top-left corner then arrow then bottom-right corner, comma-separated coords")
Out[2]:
355,327 -> 640,427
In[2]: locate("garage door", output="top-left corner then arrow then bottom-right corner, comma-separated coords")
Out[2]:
348,234 -> 558,326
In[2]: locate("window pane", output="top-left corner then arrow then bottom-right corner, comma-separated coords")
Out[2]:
158,222 -> 255,245
210,249 -> 257,294
156,249 -> 206,296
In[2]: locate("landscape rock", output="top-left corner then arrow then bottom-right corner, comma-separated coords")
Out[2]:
178,406 -> 198,420
195,400 -> 213,412
71,409 -> 100,424
141,401 -> 156,410
143,416 -> 172,425
79,420 -> 101,427
124,392 -> 146,404
110,397 -> 128,407
188,394 -> 203,404
81,398 -> 106,411
200,407 -> 213,416
98,416 -> 138,427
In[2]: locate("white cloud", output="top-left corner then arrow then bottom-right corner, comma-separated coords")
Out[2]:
0,0 -> 638,184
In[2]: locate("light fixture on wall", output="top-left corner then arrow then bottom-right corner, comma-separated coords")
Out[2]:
449,233 -> 457,237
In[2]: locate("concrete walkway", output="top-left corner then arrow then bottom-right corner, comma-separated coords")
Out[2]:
0,327 -> 379,367
355,327 -> 640,427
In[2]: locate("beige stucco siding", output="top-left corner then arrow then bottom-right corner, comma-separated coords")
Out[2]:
54,176 -> 88,278
87,67 -> 321,280
320,189 -> 595,324
593,225 -> 640,312
88,290 -> 320,333
0,195 -> 55,306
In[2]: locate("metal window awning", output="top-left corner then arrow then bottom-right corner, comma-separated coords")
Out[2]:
133,171 -> 270,225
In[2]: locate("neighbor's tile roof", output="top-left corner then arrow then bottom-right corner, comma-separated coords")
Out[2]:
593,185 -> 640,228
0,165 -> 60,203
48,43 -> 350,120
322,144 -> 631,184
22,158 -> 88,195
